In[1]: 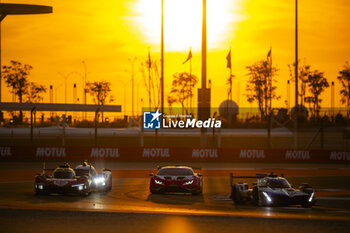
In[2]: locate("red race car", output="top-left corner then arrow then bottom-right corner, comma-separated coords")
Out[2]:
149,165 -> 203,195
34,162 -> 112,195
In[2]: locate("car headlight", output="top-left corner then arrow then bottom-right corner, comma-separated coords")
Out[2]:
94,177 -> 105,185
184,180 -> 194,185
262,191 -> 272,203
72,184 -> 84,190
155,180 -> 163,185
38,184 -> 43,190
308,192 -> 314,202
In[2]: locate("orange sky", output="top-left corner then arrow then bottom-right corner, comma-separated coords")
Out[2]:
1,0 -> 350,116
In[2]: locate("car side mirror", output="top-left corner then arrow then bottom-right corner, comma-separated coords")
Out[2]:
197,173 -> 202,177
103,168 -> 111,172
149,173 -> 154,177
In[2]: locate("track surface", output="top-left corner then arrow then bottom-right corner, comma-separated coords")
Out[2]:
1,162 -> 350,232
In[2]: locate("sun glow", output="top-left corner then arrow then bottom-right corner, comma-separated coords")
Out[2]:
136,0 -> 242,51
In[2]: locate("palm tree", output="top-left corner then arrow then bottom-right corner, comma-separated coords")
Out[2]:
86,81 -> 114,121
337,62 -> 350,119
169,72 -> 198,115
306,70 -> 329,119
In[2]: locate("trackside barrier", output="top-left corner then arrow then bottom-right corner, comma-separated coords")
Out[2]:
0,146 -> 349,163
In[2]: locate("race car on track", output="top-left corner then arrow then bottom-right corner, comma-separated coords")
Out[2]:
230,172 -> 315,208
34,162 -> 112,195
149,165 -> 203,195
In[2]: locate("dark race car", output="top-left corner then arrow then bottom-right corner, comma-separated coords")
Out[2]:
230,172 -> 315,208
149,165 -> 202,195
34,162 -> 112,195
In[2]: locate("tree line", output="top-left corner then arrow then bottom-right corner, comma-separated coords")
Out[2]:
2,58 -> 350,122
244,59 -> 350,120
1,60 -> 114,122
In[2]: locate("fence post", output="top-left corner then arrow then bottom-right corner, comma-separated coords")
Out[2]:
320,117 -> 324,149
30,107 -> 36,144
95,108 -> 100,146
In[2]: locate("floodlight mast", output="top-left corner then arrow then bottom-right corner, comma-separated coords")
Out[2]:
0,3 -> 53,105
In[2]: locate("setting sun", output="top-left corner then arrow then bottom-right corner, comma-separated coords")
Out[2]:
136,0 -> 243,51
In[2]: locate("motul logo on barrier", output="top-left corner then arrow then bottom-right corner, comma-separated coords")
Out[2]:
285,150 -> 310,160
36,147 -> 66,157
0,147 -> 11,157
192,149 -> 218,158
90,148 -> 119,158
142,148 -> 170,158
239,150 -> 264,159
330,151 -> 350,161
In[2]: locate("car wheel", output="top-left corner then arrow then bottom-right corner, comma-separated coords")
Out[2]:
150,188 -> 161,194
231,186 -> 244,204
35,191 -> 47,195
108,179 -> 112,191
192,190 -> 202,195
194,183 -> 203,195
252,186 -> 260,206
83,187 -> 91,196
302,202 -> 313,208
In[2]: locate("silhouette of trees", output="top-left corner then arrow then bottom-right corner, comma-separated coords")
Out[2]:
167,95 -> 176,114
169,72 -> 198,114
246,60 -> 279,119
139,59 -> 161,109
288,61 -> 312,107
1,60 -> 45,121
2,61 -> 32,104
26,82 -> 47,103
86,81 -> 114,106
86,81 -> 114,121
337,61 -> 350,118
305,70 -> 329,119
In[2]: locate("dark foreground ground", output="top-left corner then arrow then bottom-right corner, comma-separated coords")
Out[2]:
1,208 -> 350,233
1,162 -> 350,233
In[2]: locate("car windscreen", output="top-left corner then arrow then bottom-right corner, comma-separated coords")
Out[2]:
157,168 -> 194,176
267,179 -> 291,188
53,169 -> 75,179
75,169 -> 89,177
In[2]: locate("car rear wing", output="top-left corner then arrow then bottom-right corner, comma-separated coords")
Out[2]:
229,173 -> 259,187
156,165 -> 201,170
41,162 -> 54,174
229,172 -> 285,187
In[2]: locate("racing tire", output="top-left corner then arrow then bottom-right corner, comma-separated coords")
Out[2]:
150,189 -> 161,194
193,184 -> 203,195
302,202 -> 313,208
83,187 -> 91,196
192,189 -> 202,195
108,178 -> 112,191
252,186 -> 260,206
35,191 -> 48,196
231,186 -> 244,204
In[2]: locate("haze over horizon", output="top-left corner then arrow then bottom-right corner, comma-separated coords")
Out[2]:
1,0 -> 350,115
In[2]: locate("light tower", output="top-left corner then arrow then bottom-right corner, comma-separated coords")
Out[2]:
198,0 -> 211,122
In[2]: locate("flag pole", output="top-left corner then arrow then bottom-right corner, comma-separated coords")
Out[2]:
189,47 -> 192,113
229,49 -> 232,102
148,47 -> 151,111
294,0 -> 298,149
269,47 -> 272,112
160,0 -> 164,114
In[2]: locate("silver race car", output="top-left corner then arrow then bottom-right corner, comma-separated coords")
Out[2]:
230,172 -> 315,208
